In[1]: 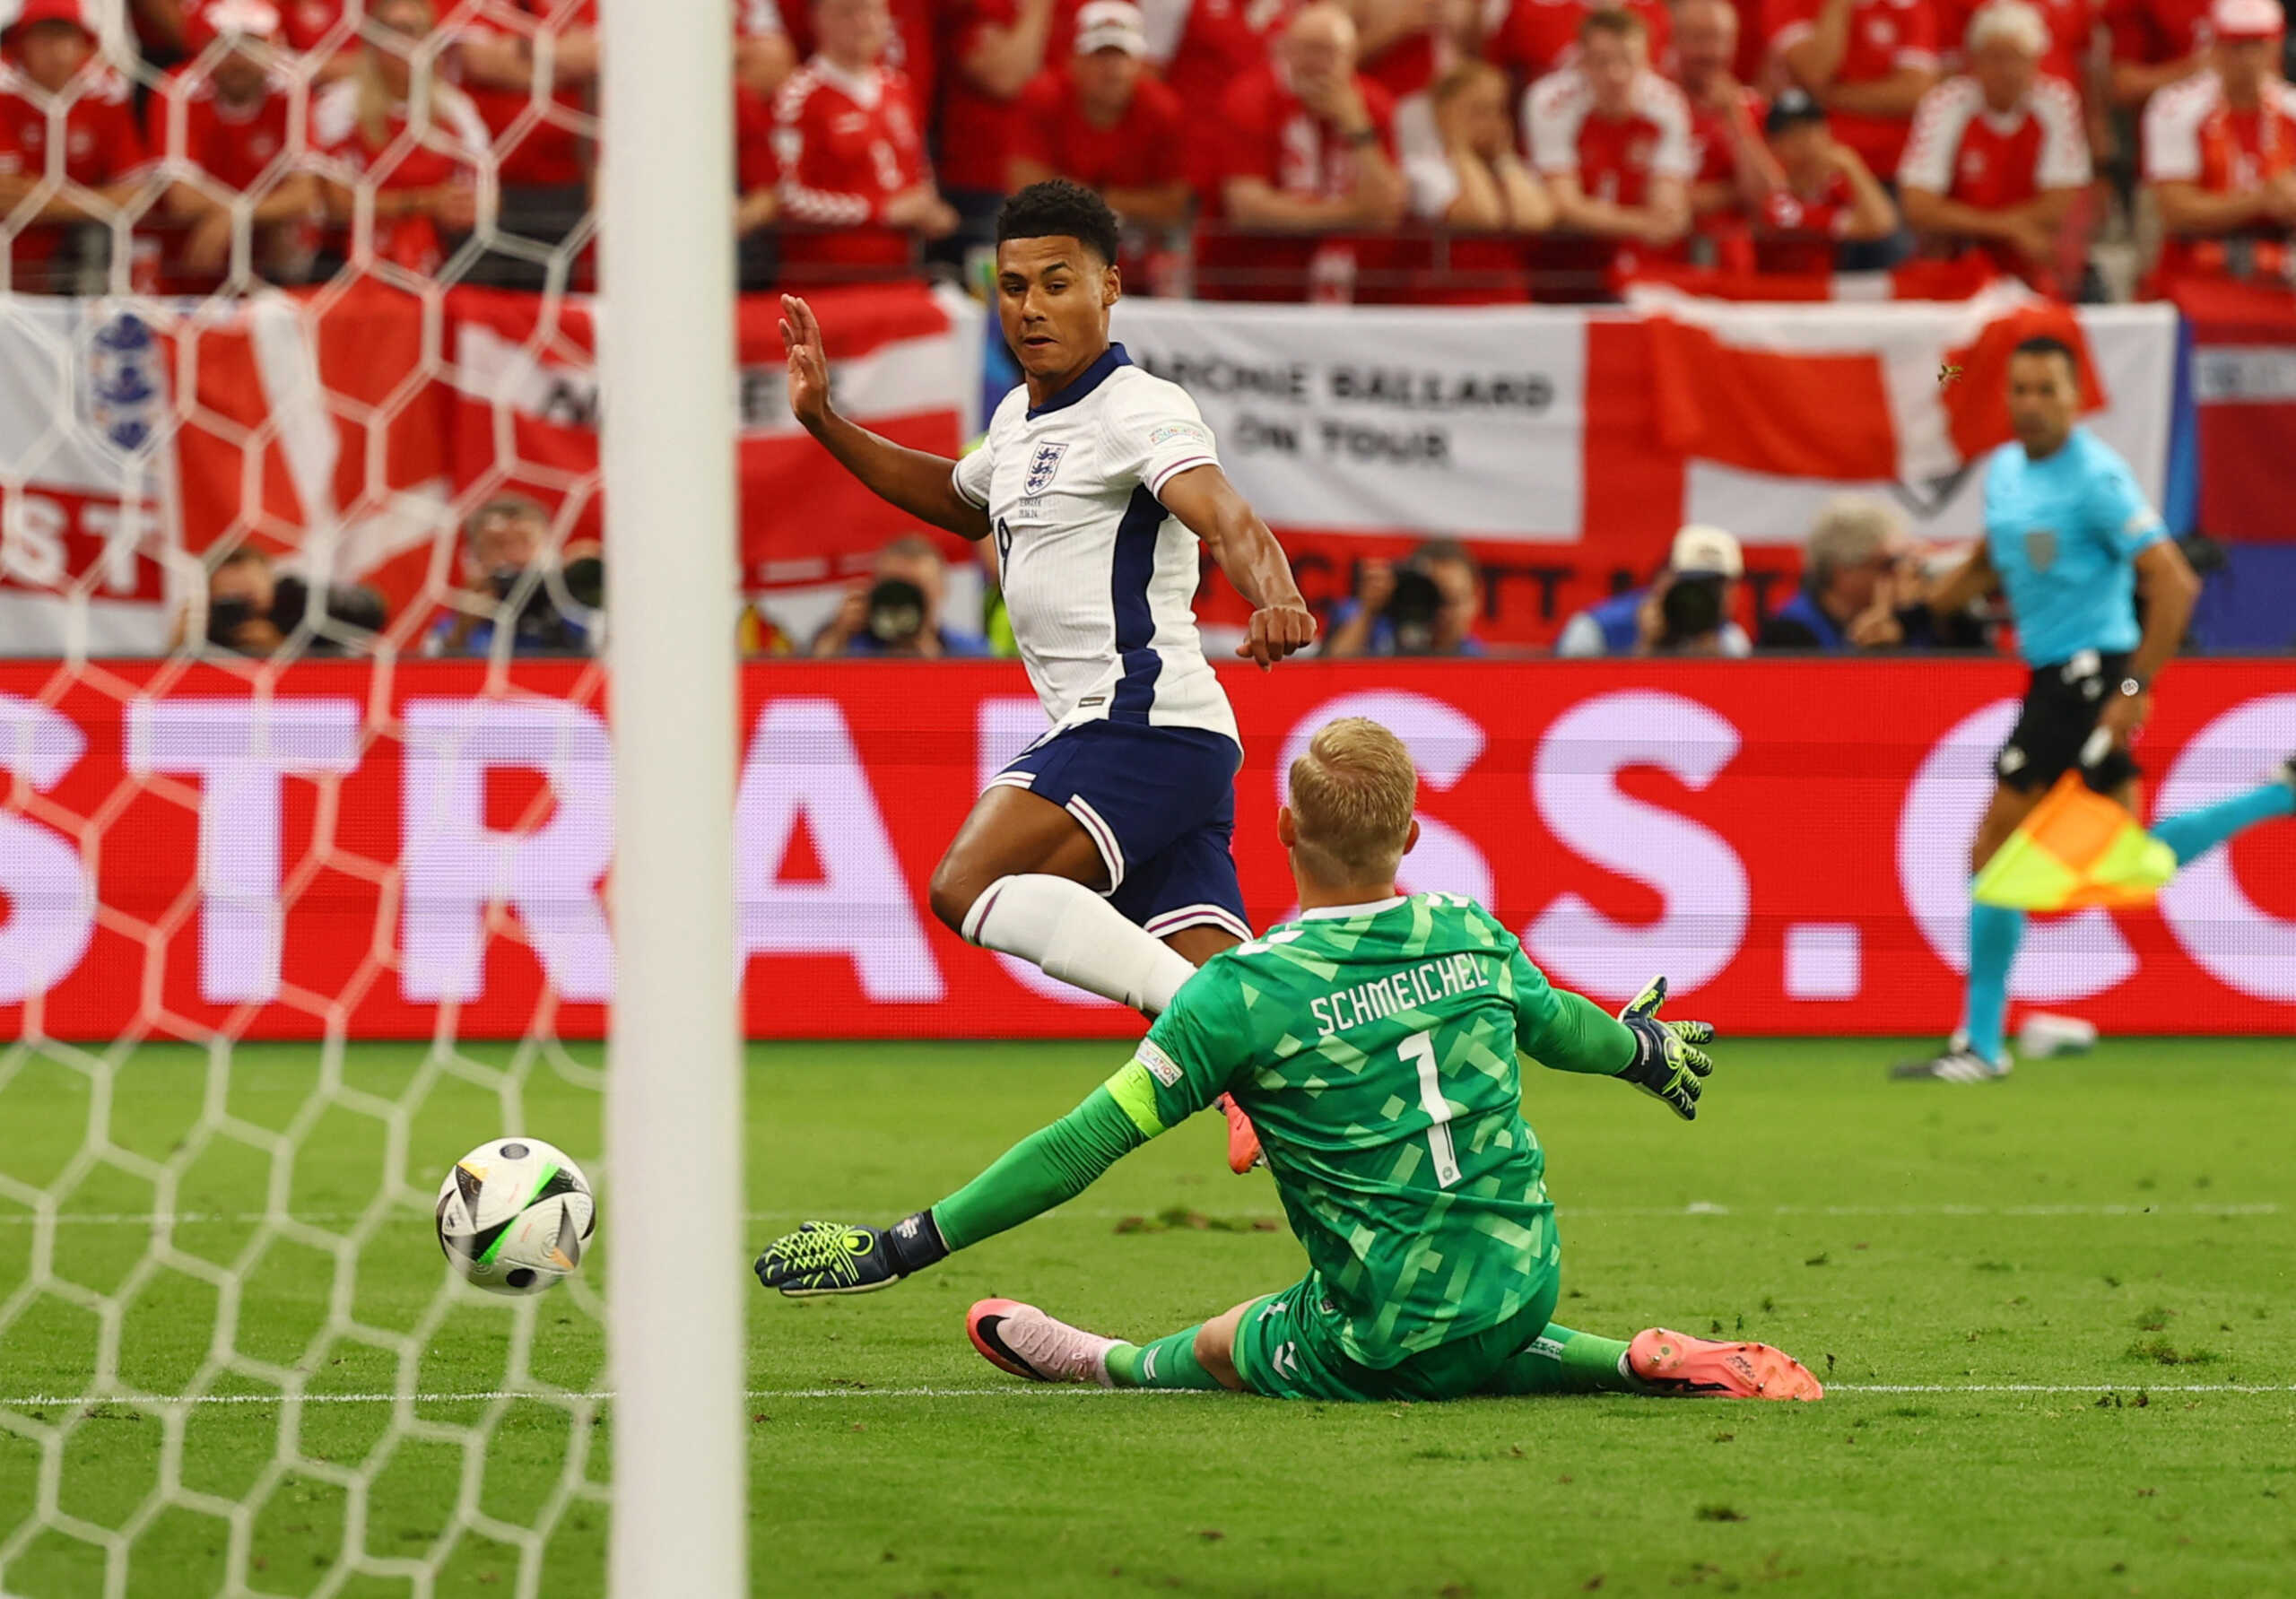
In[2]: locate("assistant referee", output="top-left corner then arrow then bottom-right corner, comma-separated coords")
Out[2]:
1897,335 -> 2292,1082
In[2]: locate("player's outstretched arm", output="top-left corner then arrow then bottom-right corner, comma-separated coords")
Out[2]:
1158,465 -> 1317,669
780,293 -> 993,543
1514,960 -> 1718,1121
754,1080 -> 1153,1296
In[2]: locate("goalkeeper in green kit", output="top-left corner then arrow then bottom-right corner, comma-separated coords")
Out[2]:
755,717 -> 1822,1403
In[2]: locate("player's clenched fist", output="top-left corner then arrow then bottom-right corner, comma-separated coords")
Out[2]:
1237,603 -> 1318,670
779,293 -> 832,431
1615,976 -> 1718,1121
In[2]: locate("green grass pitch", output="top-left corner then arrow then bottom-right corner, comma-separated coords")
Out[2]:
3,1038 -> 2293,1598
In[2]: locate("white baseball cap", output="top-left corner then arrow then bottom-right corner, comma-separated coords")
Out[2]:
1670,524 -> 1745,577
1074,0 -> 1150,56
2210,0 -> 2284,39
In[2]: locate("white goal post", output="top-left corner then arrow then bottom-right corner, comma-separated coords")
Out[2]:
598,4 -> 744,1596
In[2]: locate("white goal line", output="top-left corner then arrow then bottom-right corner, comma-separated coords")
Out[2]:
0,1201 -> 2278,1228
4,1382 -> 2292,1410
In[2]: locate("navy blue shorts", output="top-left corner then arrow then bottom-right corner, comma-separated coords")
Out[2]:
991,720 -> 1249,943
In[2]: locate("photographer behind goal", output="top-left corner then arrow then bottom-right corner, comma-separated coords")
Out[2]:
1556,525 -> 1752,659
1322,539 -> 1486,658
178,545 -> 387,659
427,495 -> 602,658
811,534 -> 990,659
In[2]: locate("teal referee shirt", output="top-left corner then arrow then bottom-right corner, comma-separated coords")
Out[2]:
1979,426 -> 2168,669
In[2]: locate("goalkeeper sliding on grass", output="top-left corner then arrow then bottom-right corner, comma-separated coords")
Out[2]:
755,717 -> 1822,1403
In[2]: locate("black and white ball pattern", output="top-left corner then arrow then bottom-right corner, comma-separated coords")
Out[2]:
435,1137 -> 596,1296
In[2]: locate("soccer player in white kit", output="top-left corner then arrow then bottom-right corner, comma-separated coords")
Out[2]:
782,180 -> 1317,1169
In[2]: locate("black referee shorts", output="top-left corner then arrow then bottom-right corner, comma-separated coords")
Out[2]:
1995,648 -> 2141,795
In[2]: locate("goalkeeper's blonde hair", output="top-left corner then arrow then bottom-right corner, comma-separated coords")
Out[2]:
1287,717 -> 1418,884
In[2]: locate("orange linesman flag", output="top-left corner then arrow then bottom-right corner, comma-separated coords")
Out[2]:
1972,773 -> 2178,911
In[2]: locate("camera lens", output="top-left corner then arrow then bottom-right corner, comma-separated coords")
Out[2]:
1383,569 -> 1444,656
866,578 -> 927,647
205,595 -> 254,647
1661,574 -> 1725,640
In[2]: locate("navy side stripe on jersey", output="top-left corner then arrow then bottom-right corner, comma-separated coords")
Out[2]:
1110,483 -> 1164,723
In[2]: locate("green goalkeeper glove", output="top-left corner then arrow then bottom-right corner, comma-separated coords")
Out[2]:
1616,976 -> 1718,1121
753,1211 -> 949,1297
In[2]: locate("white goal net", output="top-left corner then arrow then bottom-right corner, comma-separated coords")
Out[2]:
0,1 -> 742,1593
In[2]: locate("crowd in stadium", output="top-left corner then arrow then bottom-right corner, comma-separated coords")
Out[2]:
781,506 -> 2002,660
1,0 -> 2291,300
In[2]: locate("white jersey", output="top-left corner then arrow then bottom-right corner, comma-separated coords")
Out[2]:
954,345 -> 1238,743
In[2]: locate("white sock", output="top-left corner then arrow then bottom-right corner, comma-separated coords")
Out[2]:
961,874 -> 1200,1016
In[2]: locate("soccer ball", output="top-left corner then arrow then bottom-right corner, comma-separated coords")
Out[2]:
435,1137 -> 596,1296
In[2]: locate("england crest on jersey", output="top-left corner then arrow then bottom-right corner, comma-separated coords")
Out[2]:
1024,441 -> 1066,495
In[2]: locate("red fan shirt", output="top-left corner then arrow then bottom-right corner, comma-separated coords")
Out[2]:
1753,166 -> 1854,272
0,67 -> 152,283
146,65 -> 300,290
1900,73 -> 2092,281
936,0 -> 1098,193
767,0 -> 938,117
454,0 -> 596,188
772,56 -> 932,281
1900,72 -> 2092,202
1525,63 -> 1695,205
1361,22 -> 1441,104
1525,64 -> 1695,282
2143,67 -> 2296,282
2106,0 -> 2213,71
149,65 -> 294,195
1197,61 -> 1398,300
1009,64 -> 1187,192
1152,0 -> 1299,184
1687,82 -> 1769,184
1683,83 -> 1768,265
309,74 -> 491,273
1769,0 -> 1939,170
1213,61 -> 1399,203
1159,0 -> 1298,105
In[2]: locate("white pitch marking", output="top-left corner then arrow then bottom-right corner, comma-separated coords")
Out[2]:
1826,1384 -> 2296,1395
4,1383 -> 2293,1410
0,1386 -> 1162,1408
0,1202 -> 2279,1227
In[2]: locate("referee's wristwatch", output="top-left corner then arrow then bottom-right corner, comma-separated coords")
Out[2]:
2116,674 -> 2148,700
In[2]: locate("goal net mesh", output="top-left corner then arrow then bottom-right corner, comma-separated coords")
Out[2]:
0,6 -> 624,1593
